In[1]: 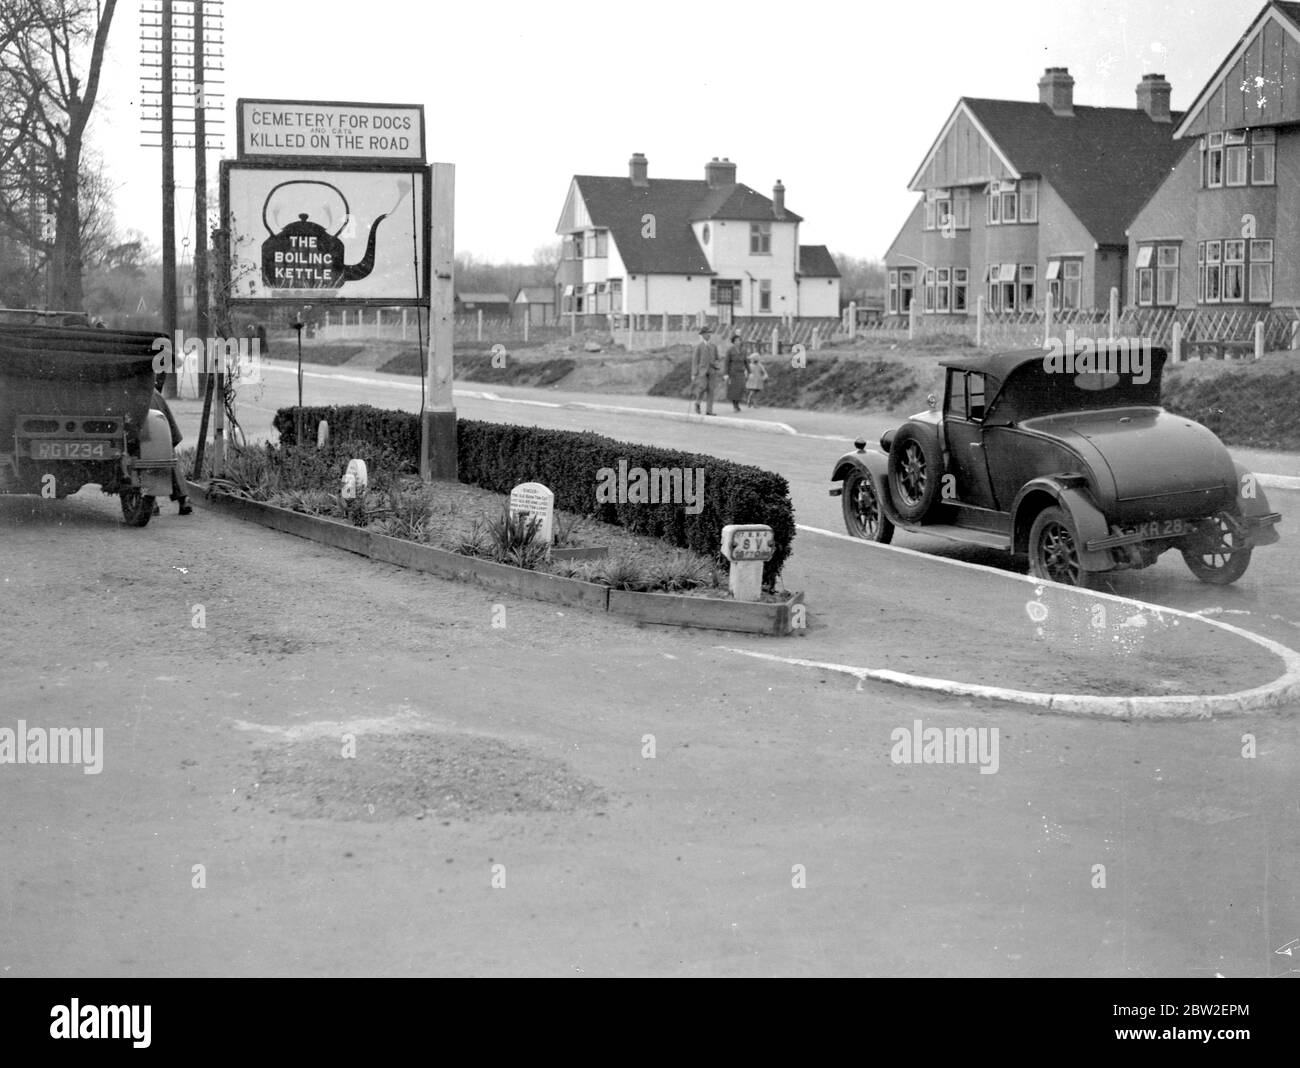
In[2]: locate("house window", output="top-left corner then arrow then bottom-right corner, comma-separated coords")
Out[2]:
1222,239 -> 1245,302
1000,190 -> 1018,223
588,230 -> 608,257
1225,144 -> 1248,186
986,265 -> 999,310
1019,264 -> 1035,308
1251,128 -> 1275,185
987,189 -> 1001,225
1001,264 -> 1018,310
750,223 -> 771,254
953,268 -> 968,312
759,278 -> 771,312
1157,246 -> 1179,305
711,279 -> 740,305
1018,180 -> 1038,223
924,200 -> 936,230
1047,258 -> 1082,309
898,269 -> 915,312
1249,239 -> 1273,302
1137,265 -> 1154,305
1204,132 -> 1224,188
953,188 -> 970,230
1201,240 -> 1222,303
609,278 -> 622,309
936,268 -> 951,312
924,269 -> 936,311
887,270 -> 899,314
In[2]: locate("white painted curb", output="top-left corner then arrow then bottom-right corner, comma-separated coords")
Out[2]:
766,524 -> 1300,718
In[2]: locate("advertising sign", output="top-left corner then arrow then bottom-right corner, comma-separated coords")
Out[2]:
223,162 -> 431,305
238,99 -> 425,162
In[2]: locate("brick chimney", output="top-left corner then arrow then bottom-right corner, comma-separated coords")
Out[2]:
1136,73 -> 1172,123
629,152 -> 649,186
772,180 -> 786,220
1038,67 -> 1075,116
705,156 -> 737,188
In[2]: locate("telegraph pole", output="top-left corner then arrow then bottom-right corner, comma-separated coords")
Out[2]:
160,0 -> 177,395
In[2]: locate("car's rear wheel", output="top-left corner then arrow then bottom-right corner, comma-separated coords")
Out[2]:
1028,506 -> 1099,588
120,488 -> 155,527
1182,515 -> 1252,584
842,469 -> 895,543
887,423 -> 942,522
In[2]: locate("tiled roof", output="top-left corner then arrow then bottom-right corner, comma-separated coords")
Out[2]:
573,175 -> 801,275
964,98 -> 1189,246
798,245 -> 840,277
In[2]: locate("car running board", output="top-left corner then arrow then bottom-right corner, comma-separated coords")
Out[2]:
894,523 -> 1012,550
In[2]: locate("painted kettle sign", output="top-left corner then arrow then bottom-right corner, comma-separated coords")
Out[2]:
224,164 -> 430,303
259,178 -> 408,289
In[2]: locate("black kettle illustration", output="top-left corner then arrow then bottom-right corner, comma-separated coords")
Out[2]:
260,179 -> 409,291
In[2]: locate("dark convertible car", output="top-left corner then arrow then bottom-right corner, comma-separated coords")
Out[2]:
829,347 -> 1281,587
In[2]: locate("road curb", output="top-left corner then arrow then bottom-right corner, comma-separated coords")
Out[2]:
769,524 -> 1300,718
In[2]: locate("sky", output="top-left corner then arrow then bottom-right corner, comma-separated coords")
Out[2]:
85,0 -> 1262,266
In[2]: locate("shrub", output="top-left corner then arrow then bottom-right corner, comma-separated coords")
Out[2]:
274,405 -> 797,584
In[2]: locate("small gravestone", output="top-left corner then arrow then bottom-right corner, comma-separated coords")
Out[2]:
509,481 -> 554,547
721,523 -> 775,602
342,458 -> 368,501
317,420 -> 329,448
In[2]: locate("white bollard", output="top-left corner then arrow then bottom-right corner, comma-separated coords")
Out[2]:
1171,320 -> 1182,364
1255,320 -> 1265,360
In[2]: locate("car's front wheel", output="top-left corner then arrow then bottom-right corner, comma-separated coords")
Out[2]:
1028,506 -> 1099,588
120,488 -> 155,527
1182,515 -> 1252,584
887,423 -> 942,522
842,469 -> 895,543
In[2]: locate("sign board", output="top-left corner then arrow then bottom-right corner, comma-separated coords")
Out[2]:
508,482 -> 555,546
222,162 -> 431,305
721,524 -> 775,562
238,99 -> 425,162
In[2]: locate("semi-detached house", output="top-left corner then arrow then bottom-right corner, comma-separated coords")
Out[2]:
554,154 -> 840,323
1127,1 -> 1300,316
885,67 -> 1188,320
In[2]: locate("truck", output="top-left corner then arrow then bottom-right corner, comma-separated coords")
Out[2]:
0,309 -> 180,527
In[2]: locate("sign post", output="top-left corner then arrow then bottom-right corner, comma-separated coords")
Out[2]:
422,162 -> 456,481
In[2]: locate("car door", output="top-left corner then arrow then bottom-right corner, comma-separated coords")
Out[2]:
943,370 -> 998,510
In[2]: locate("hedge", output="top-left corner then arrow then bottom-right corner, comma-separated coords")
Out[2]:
273,405 -> 797,584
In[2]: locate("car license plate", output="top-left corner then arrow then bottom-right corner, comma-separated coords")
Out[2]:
1127,518 -> 1188,539
32,440 -> 115,460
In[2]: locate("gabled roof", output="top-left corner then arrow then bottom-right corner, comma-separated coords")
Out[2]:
1172,1 -> 1300,138
513,286 -> 554,303
570,175 -> 800,275
963,98 -> 1188,246
798,245 -> 840,277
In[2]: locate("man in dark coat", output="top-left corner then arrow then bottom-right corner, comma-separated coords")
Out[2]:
151,386 -> 191,515
690,325 -> 720,415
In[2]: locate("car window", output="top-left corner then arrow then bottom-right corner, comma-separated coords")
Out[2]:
946,371 -> 968,417
967,373 -> 987,420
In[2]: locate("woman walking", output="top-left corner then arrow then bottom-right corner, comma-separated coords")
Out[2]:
744,351 -> 769,408
723,330 -> 748,413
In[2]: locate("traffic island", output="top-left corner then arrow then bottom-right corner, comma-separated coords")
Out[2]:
186,479 -> 805,636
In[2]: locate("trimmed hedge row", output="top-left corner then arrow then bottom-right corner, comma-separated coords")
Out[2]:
1162,368 -> 1300,451
273,405 -> 797,584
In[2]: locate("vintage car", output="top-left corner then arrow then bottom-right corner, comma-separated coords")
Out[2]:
0,310 -> 179,527
828,346 -> 1281,587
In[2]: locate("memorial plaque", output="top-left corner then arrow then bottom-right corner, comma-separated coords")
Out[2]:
509,482 -> 554,545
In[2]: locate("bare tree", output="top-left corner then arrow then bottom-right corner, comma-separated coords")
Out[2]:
0,0 -> 117,309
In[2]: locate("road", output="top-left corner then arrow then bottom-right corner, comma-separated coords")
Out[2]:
1,361 -> 1297,977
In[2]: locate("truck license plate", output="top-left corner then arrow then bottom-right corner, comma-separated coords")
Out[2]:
32,441 -> 115,460
1127,518 -> 1187,539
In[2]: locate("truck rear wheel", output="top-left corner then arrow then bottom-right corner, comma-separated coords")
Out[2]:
120,488 -> 155,527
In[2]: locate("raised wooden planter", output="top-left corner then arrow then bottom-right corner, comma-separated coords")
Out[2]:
187,479 -> 802,635
609,588 -> 804,636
